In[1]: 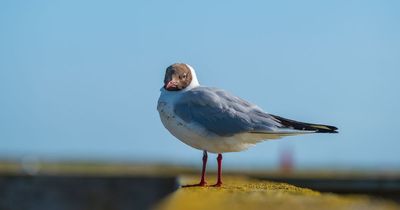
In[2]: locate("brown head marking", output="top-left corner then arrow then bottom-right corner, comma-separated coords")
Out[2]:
163,63 -> 193,91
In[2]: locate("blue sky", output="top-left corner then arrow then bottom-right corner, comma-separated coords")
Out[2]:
1,0 -> 399,169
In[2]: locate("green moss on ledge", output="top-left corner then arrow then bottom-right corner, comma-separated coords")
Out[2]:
156,176 -> 399,210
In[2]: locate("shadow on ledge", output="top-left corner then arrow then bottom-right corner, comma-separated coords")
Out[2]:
0,175 -> 178,210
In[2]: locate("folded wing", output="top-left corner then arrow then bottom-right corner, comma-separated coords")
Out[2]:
174,87 -> 337,138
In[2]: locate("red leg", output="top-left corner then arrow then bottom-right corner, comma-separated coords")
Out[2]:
182,151 -> 208,187
211,154 -> 223,187
199,151 -> 208,185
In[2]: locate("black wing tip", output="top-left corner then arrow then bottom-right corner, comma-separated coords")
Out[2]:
314,125 -> 338,133
315,128 -> 339,133
271,114 -> 339,134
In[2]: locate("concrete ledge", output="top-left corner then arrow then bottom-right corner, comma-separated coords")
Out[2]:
1,163 -> 399,210
156,176 -> 400,210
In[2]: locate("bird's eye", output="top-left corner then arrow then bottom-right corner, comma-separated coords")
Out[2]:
181,74 -> 187,79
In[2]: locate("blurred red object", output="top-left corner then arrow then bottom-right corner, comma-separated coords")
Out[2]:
280,147 -> 294,173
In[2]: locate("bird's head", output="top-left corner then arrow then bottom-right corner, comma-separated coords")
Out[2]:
163,63 -> 198,91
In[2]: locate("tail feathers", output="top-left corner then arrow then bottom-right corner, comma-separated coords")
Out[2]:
271,114 -> 338,134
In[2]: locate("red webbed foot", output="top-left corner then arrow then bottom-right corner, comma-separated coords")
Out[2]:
210,181 -> 222,187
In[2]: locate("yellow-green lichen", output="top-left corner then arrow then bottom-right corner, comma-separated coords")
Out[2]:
155,176 -> 399,210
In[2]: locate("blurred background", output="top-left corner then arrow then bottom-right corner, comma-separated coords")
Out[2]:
1,0 -> 399,172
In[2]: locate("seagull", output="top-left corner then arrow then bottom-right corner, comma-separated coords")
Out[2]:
157,63 -> 338,187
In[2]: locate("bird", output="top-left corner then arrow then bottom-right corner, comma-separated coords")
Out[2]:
157,63 -> 338,187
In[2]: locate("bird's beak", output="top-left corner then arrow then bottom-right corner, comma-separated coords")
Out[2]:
164,80 -> 178,90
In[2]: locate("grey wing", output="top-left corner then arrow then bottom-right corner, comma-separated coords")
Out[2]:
173,87 -> 284,137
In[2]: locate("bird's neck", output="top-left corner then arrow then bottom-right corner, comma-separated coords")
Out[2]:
186,64 -> 200,90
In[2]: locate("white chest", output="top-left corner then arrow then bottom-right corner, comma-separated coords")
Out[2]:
157,95 -> 205,149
